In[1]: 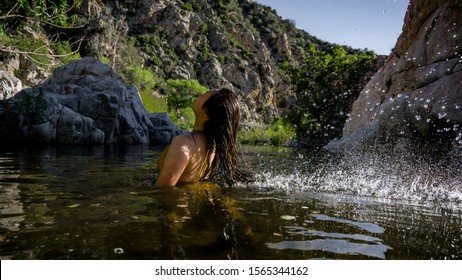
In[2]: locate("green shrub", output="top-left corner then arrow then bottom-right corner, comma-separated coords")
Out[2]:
239,118 -> 295,146
169,107 -> 195,131
52,40 -> 81,64
121,66 -> 165,113
164,79 -> 208,118
181,3 -> 194,12
99,57 -> 110,64
217,54 -> 226,63
123,66 -> 156,93
287,45 -> 377,147
139,90 -> 166,113
0,0 -> 82,30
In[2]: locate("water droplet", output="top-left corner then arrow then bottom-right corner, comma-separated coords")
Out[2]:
114,248 -> 124,254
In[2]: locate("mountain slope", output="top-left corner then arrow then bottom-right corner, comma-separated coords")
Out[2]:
1,0 -> 377,125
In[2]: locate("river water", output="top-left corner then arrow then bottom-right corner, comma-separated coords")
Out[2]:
0,144 -> 461,259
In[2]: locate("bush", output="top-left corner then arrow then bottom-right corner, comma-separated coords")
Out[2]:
52,40 -> 81,64
239,118 -> 295,146
287,45 -> 377,147
121,66 -> 165,113
164,79 -> 208,119
0,0 -> 82,28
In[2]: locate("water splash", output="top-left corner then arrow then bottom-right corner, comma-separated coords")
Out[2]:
249,150 -> 462,205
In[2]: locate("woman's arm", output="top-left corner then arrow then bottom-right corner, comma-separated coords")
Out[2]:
155,135 -> 192,187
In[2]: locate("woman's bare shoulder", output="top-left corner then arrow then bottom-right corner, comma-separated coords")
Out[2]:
170,134 -> 195,148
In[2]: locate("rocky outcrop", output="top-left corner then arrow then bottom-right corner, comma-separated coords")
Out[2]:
0,57 -> 180,145
328,0 -> 462,155
71,0 -> 327,123
127,0 -> 278,121
0,70 -> 22,100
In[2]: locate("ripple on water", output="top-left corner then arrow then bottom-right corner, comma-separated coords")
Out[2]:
267,207 -> 392,259
266,239 -> 391,259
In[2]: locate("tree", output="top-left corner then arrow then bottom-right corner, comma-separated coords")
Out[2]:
164,79 -> 208,119
0,0 -> 83,67
288,45 -> 377,147
0,0 -> 82,28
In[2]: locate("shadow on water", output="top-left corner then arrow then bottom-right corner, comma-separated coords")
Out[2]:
0,144 -> 461,259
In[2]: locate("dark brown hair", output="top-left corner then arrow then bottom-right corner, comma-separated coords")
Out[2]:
201,88 -> 252,185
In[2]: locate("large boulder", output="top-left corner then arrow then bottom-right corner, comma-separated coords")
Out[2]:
327,0 -> 462,155
0,57 -> 180,145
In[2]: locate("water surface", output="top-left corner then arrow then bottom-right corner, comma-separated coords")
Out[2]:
0,145 -> 461,259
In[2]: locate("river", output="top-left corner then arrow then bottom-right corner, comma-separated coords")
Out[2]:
0,144 -> 461,259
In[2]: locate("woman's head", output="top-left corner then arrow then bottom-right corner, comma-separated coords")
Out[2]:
202,88 -> 240,142
197,88 -> 251,184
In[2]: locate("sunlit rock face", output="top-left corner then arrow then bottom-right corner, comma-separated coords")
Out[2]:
329,0 -> 462,155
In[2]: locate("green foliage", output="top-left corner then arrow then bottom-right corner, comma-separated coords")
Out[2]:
51,40 -> 81,64
0,0 -> 82,28
121,36 -> 144,69
3,34 -> 51,66
287,45 -> 377,147
169,107 -> 195,131
0,0 -> 82,68
217,54 -> 227,63
121,66 -> 165,113
225,31 -> 242,49
181,2 -> 194,12
99,57 -> 110,64
139,90 -> 166,113
164,79 -> 208,120
200,45 -> 210,61
123,66 -> 157,94
239,118 -> 295,146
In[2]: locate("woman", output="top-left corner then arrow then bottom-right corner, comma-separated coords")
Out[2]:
155,88 -> 252,187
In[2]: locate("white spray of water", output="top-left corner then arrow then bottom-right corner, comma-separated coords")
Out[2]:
250,151 -> 462,204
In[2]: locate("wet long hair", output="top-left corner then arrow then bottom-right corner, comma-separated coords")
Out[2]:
201,88 -> 253,185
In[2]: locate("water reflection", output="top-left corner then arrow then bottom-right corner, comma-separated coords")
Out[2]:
267,239 -> 390,259
156,183 -> 255,259
309,214 -> 385,234
0,156 -> 24,232
267,214 -> 391,259
0,145 -> 461,259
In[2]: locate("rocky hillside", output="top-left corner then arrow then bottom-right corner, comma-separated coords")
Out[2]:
327,0 -> 462,156
0,0 -> 372,125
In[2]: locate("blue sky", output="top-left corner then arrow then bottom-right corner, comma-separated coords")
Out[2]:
255,0 -> 410,55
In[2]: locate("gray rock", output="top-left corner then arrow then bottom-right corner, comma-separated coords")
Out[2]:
0,70 -> 22,100
0,57 -> 179,145
329,0 -> 462,155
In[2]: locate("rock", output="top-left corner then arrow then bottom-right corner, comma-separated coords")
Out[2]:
329,0 -> 462,155
148,112 -> 182,145
0,70 -> 22,100
0,57 -> 179,145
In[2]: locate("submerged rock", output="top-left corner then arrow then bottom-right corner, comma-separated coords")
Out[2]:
0,57 -> 180,145
328,0 -> 462,155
